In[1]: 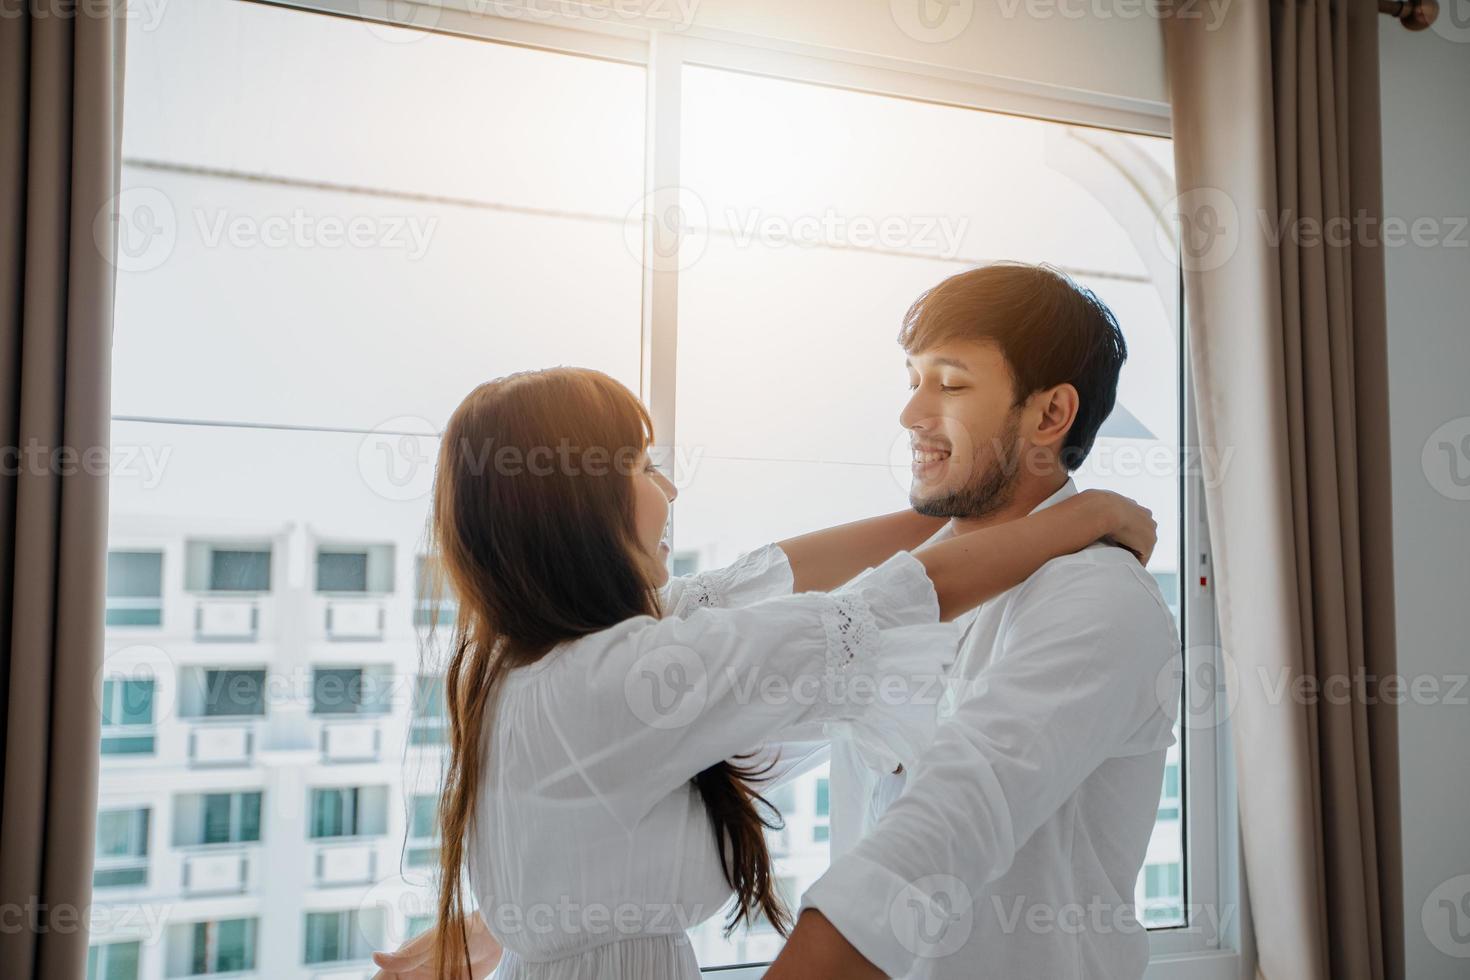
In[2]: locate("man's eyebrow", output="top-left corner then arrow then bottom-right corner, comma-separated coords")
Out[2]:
923,355 -> 971,371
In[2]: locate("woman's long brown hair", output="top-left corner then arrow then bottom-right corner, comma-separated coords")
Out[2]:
426,367 -> 790,978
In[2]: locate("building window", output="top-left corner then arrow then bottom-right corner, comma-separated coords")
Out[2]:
87,940 -> 141,980
105,550 -> 163,627
304,909 -> 384,965
93,808 -> 150,889
407,915 -> 434,939
311,666 -> 392,715
100,678 -> 155,755
166,918 -> 257,977
1157,759 -> 1182,821
179,667 -> 267,718
318,550 -> 368,592
413,555 -> 456,628
173,791 -> 263,847
310,786 -> 388,839
1142,862 -> 1184,926
406,794 -> 439,867
316,543 -> 394,594
812,777 -> 831,843
205,547 -> 271,592
409,675 -> 447,746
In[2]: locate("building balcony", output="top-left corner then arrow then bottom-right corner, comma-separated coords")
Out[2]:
187,719 -> 258,767
320,596 -> 386,642
181,847 -> 255,897
194,595 -> 265,642
319,719 -> 382,763
314,841 -> 379,887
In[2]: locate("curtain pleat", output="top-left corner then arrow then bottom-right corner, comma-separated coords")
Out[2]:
1162,1 -> 1401,978
0,4 -> 126,978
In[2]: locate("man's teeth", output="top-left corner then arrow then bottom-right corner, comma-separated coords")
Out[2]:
912,449 -> 950,463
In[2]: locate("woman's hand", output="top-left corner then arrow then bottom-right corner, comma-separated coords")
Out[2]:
1077,489 -> 1157,564
370,912 -> 503,980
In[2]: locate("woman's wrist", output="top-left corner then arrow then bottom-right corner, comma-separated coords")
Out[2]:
1061,490 -> 1112,548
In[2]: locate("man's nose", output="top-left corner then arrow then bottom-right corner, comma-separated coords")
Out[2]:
899,391 -> 929,432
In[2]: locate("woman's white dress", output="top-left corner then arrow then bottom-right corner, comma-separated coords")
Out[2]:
471,544 -> 957,980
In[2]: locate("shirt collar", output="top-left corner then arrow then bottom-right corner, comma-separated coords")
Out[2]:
1027,477 -> 1078,516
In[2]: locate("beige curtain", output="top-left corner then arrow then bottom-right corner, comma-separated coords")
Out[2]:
0,4 -> 126,978
1162,2 -> 1402,979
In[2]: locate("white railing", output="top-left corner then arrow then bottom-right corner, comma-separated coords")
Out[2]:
320,720 -> 381,762
195,596 -> 260,641
323,597 -> 385,641
182,849 -> 251,896
188,721 -> 256,766
315,842 -> 377,886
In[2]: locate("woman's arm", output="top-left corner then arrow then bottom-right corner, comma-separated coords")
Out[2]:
778,510 -> 947,593
911,489 -> 1154,620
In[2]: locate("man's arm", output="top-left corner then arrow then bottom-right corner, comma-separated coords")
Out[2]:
770,559 -> 1178,979
764,910 -> 885,980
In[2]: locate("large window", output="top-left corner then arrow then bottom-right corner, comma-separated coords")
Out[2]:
673,66 -> 1191,966
93,2 -> 1227,978
173,792 -> 263,847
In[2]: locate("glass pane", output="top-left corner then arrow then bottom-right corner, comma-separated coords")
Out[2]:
410,795 -> 437,840
304,912 -> 341,964
105,941 -> 140,980
189,922 -> 208,976
208,549 -> 271,592
239,792 -> 262,843
106,551 -> 163,598
215,918 -> 253,972
105,607 -> 163,627
311,789 -> 344,839
677,66 -> 1186,963
111,0 -> 644,432
312,668 -> 362,716
202,668 -> 266,717
93,867 -> 149,889
201,794 -> 232,844
100,735 -> 155,755
317,551 -> 369,592
119,680 -> 154,726
96,810 -> 139,857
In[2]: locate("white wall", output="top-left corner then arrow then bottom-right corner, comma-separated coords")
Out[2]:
1377,20 -> 1470,980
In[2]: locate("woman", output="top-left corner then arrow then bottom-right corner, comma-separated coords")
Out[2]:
371,367 -> 1155,980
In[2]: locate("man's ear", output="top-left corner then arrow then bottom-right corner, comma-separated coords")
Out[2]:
1029,383 -> 1080,451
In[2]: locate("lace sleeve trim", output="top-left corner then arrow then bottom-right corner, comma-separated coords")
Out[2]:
819,592 -> 881,686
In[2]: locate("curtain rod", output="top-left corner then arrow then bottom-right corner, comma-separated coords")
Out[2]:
1379,0 -> 1439,30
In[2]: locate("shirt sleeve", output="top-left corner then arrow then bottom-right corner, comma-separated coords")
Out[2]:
526,551 -> 957,831
800,559 -> 1180,978
662,543 -> 794,618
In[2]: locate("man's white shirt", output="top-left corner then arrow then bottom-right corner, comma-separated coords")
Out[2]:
803,479 -> 1182,980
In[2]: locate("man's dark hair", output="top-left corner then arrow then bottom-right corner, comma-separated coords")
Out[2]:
897,262 -> 1127,470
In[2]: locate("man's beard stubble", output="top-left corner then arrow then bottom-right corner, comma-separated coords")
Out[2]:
910,413 -> 1023,521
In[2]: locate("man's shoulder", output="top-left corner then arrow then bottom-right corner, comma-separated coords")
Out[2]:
1011,543 -> 1176,625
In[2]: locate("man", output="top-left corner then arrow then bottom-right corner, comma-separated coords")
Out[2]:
767,262 -> 1181,980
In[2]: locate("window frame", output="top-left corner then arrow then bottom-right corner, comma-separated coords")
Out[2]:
215,3 -> 1237,977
